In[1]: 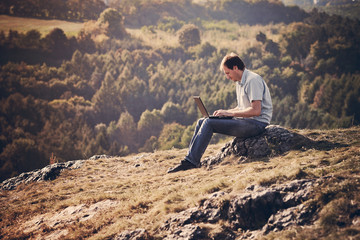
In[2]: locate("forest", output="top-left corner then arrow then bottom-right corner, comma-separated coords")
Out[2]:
0,0 -> 359,181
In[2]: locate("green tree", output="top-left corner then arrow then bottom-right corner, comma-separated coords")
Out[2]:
160,101 -> 183,124
42,28 -> 74,58
137,109 -> 163,145
157,123 -> 186,150
117,111 -> 137,151
92,71 -> 122,124
98,8 -> 127,39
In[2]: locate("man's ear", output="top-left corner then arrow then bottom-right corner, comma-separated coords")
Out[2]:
233,66 -> 238,71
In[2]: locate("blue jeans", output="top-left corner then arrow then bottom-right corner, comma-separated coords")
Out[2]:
185,118 -> 267,166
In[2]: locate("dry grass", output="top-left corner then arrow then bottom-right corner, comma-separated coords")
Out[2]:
0,126 -> 359,239
128,22 -> 285,55
201,22 -> 286,55
0,15 -> 84,37
127,28 -> 179,49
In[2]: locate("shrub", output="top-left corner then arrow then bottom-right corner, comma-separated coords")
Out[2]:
177,24 -> 201,49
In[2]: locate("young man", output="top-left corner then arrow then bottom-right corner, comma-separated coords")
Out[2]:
168,53 -> 273,173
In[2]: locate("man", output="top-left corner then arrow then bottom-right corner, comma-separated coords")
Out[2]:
168,53 -> 273,173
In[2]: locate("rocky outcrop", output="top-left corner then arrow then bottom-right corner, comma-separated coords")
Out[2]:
0,160 -> 84,191
202,125 -> 313,168
22,199 -> 119,240
0,154 -> 113,191
159,179 -> 319,239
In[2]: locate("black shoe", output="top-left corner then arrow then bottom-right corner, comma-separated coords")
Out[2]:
167,159 -> 197,173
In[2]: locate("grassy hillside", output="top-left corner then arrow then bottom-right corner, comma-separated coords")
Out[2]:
1,126 -> 359,239
129,21 -> 285,55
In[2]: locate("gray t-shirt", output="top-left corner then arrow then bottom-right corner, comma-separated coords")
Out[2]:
236,69 -> 273,124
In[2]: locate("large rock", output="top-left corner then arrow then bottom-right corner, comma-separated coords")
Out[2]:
0,160 -> 84,191
202,125 -> 312,168
160,179 -> 319,239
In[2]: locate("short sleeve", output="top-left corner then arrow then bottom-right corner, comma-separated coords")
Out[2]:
245,76 -> 264,102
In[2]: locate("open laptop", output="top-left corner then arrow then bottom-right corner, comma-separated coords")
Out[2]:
193,96 -> 233,119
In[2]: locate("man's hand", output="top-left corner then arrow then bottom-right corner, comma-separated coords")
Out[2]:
213,100 -> 262,118
213,109 -> 232,117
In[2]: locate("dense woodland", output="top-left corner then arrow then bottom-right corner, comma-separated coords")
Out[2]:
0,0 -> 359,181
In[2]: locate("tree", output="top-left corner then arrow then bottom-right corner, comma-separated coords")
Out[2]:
256,31 -> 267,44
137,109 -> 163,144
157,123 -> 186,150
177,24 -> 201,49
195,42 -> 216,59
23,30 -> 41,49
92,71 -> 122,124
160,101 -> 183,123
116,111 -> 137,151
76,31 -> 96,53
265,40 -> 280,57
42,28 -> 76,59
97,8 -> 127,39
119,76 -> 149,121
0,138 -> 47,181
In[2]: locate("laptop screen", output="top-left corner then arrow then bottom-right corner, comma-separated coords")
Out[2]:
193,96 -> 210,118
193,96 -> 233,119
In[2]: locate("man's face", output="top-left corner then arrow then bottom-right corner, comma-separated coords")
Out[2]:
223,65 -> 242,82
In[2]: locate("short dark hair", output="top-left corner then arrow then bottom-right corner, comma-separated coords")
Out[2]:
220,53 -> 245,71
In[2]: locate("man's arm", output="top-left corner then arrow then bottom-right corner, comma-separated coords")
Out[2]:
213,100 -> 261,118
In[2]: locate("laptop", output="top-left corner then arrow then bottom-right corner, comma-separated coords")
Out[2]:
193,96 -> 233,119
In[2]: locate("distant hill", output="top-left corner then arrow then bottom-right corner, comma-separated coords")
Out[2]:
281,0 -> 360,20
1,126 -> 359,239
0,0 -> 309,26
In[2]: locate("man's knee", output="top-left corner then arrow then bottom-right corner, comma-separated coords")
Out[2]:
197,117 -> 206,126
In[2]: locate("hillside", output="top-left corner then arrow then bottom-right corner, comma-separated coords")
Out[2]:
1,126 -> 359,239
1,5 -> 359,184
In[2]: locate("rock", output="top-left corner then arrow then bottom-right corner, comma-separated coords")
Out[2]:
160,179 -> 318,239
1,154 -> 114,191
163,224 -> 205,240
161,208 -> 200,233
262,203 -> 314,234
89,154 -> 111,160
202,125 -> 312,168
161,192 -> 228,235
0,160 -> 84,191
227,179 -> 315,231
22,199 -> 119,239
113,228 -> 151,240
